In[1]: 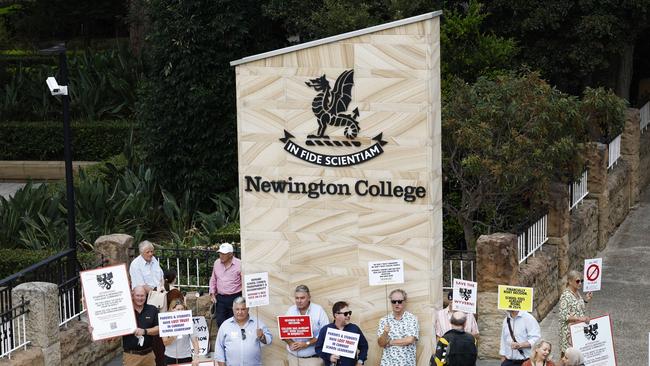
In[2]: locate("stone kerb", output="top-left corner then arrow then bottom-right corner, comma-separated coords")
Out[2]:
94,233 -> 134,266
12,282 -> 61,366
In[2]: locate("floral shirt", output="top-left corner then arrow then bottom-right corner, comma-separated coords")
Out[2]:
558,288 -> 585,353
377,311 -> 419,366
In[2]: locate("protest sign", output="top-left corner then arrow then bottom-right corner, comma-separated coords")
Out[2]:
452,279 -> 478,314
244,272 -> 270,307
81,264 -> 137,340
570,314 -> 617,366
497,285 -> 533,312
190,316 -> 209,355
278,315 -> 312,339
368,259 -> 404,286
159,310 -> 193,337
322,327 -> 360,359
583,258 -> 602,292
167,362 -> 214,366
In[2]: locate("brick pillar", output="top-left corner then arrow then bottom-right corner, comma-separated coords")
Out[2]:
585,142 -> 609,250
13,282 -> 60,366
476,233 -> 518,359
94,233 -> 134,266
621,108 -> 640,204
547,182 -> 571,289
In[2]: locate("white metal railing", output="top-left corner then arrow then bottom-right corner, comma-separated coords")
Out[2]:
607,134 -> 621,169
59,286 -> 86,326
0,298 -> 30,359
640,102 -> 650,133
569,170 -> 589,211
517,214 -> 548,264
442,250 -> 476,290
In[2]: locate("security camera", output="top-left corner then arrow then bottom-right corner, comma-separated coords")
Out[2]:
46,76 -> 68,96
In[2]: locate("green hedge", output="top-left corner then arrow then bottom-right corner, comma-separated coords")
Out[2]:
0,120 -> 136,160
0,249 -> 98,280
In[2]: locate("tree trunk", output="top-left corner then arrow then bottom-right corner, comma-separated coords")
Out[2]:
128,0 -> 147,57
459,215 -> 475,250
615,44 -> 635,101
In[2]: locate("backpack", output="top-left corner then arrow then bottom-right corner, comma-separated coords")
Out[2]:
446,330 -> 477,366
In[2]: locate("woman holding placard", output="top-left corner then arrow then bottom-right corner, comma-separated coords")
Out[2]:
522,340 -> 556,366
558,270 -> 593,355
162,300 -> 200,366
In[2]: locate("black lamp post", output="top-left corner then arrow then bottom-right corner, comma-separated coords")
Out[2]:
40,43 -> 77,259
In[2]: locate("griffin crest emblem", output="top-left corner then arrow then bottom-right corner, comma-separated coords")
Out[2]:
96,272 -> 114,290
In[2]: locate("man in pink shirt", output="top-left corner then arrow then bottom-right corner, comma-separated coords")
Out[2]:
209,243 -> 242,327
435,291 -> 479,341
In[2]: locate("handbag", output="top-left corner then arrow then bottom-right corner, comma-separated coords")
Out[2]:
147,283 -> 168,312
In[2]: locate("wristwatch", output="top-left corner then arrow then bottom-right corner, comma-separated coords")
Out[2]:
143,328 -> 148,336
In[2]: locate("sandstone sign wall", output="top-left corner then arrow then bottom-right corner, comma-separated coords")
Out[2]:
232,12 -> 443,365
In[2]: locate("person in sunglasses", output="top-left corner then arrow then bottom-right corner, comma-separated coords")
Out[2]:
558,270 -> 593,356
315,301 -> 368,365
214,297 -> 272,365
377,289 -> 419,366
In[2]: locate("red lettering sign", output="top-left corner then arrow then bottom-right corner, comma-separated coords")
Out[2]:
277,316 -> 312,340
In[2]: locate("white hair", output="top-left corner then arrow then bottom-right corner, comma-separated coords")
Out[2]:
138,240 -> 155,254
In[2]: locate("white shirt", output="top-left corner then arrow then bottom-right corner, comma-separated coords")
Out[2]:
129,255 -> 164,289
499,311 -> 541,360
164,332 -> 198,359
285,303 -> 330,357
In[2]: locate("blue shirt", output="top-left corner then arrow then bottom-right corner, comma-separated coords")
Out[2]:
315,323 -> 368,366
285,303 -> 330,357
129,255 -> 164,289
214,316 -> 272,366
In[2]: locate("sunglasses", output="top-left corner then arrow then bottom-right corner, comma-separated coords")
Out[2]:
240,328 -> 246,340
336,311 -> 352,317
391,300 -> 404,304
576,279 -> 583,284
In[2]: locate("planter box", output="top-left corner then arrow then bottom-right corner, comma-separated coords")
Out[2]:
0,161 -> 97,181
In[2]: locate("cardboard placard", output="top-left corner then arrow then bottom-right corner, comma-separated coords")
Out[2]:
452,278 -> 477,314
497,285 -> 534,312
583,258 -> 602,292
191,316 -> 209,355
322,327 -> 360,359
278,315 -> 312,339
244,272 -> 269,308
570,314 -> 617,366
159,310 -> 193,337
368,259 -> 404,286
80,264 -> 137,340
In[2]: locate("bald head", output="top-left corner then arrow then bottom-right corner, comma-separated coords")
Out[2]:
450,311 -> 467,329
132,286 -> 147,307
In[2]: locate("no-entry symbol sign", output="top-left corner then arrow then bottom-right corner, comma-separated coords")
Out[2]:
583,258 -> 602,292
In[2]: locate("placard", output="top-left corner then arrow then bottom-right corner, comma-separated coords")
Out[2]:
322,327 -> 360,359
168,362 -> 215,366
244,272 -> 270,307
452,279 -> 477,314
584,258 -> 602,292
497,285 -> 534,312
80,264 -> 137,340
191,316 -> 209,355
278,315 -> 312,339
159,310 -> 193,337
368,259 -> 404,286
570,314 -> 617,366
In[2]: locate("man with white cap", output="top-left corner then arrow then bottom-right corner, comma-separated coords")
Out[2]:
209,242 -> 242,327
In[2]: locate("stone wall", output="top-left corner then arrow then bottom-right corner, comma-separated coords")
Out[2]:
568,199 -> 599,271
607,160 -> 632,234
639,130 -> 650,189
60,320 -> 121,366
517,244 -> 559,320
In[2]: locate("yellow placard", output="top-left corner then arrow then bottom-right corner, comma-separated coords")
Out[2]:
497,285 -> 533,312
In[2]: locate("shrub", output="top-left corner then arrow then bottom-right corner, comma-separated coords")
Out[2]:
0,120 -> 136,160
0,249 -> 98,280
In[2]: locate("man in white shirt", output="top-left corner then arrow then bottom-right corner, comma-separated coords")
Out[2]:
283,285 -> 330,366
129,240 -> 164,293
499,310 -> 541,365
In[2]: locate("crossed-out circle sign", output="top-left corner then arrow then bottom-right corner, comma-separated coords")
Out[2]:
586,263 -> 600,281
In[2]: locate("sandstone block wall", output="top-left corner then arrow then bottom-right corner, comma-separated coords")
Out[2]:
518,244 -> 559,320
606,161 -> 632,235
568,199 -> 599,271
60,320 -> 121,366
639,129 -> 650,189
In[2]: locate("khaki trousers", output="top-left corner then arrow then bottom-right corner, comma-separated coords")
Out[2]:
288,353 -> 323,366
123,351 -> 156,366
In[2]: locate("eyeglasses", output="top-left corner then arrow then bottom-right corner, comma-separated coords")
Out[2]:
391,300 -> 404,304
336,311 -> 352,317
576,279 -> 583,284
240,328 -> 246,340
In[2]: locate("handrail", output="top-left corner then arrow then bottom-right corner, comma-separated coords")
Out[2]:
0,248 -> 75,287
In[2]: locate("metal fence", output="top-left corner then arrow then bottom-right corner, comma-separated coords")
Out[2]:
569,170 -> 589,211
608,134 -> 622,169
159,246 -> 241,291
640,102 -> 650,133
0,296 -> 30,359
442,250 -> 476,290
517,214 -> 549,264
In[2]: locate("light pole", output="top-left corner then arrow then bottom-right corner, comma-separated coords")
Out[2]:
41,43 -> 77,260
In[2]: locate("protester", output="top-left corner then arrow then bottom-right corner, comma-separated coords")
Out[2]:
129,240 -> 164,293
163,269 -> 184,310
431,311 -> 477,366
209,242 -> 242,327
377,289 -> 419,366
559,347 -> 585,366
499,310 -> 541,365
283,285 -> 330,366
315,301 -> 368,366
435,291 -> 479,340
214,296 -> 272,366
161,299 -> 200,366
558,270 -> 592,355
122,286 -> 160,366
522,340 -> 555,366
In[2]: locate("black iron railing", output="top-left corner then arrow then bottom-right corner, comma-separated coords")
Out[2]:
442,249 -> 476,290
0,296 -> 30,358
